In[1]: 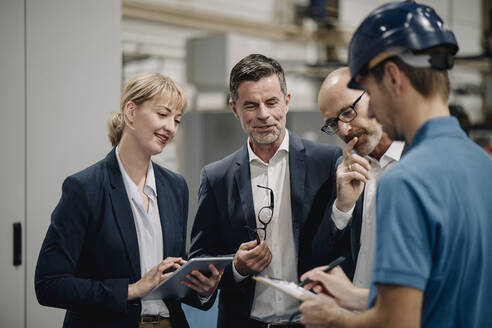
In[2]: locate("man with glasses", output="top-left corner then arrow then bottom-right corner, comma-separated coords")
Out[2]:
299,1 -> 492,327
299,67 -> 405,311
189,54 -> 344,328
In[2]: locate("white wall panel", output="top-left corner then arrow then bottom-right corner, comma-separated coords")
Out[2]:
339,0 -> 385,31
145,0 -> 277,23
25,1 -> 121,326
453,23 -> 482,55
339,0 -> 481,56
450,0 -> 482,55
0,0 -> 26,326
122,18 -> 208,59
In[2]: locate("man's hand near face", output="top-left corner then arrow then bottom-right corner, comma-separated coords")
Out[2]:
335,137 -> 371,212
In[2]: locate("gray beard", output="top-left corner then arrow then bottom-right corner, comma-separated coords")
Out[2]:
356,128 -> 383,156
251,128 -> 281,145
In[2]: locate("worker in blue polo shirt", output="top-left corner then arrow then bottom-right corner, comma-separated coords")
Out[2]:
298,1 -> 492,327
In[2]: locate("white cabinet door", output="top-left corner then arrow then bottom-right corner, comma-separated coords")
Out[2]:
0,1 -> 26,327
0,1 -> 121,327
24,1 -> 121,327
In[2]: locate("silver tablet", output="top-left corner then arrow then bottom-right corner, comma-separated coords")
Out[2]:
143,256 -> 233,300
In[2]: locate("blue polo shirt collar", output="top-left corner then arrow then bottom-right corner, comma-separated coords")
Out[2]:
410,116 -> 463,149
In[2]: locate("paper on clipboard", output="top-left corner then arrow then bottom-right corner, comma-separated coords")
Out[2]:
252,276 -> 315,300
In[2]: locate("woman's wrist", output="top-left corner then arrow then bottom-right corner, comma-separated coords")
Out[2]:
128,282 -> 140,300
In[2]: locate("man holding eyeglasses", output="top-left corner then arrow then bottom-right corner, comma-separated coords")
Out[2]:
300,67 -> 405,311
189,54 -> 344,328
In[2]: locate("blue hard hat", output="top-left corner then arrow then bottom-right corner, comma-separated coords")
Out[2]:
347,0 -> 459,89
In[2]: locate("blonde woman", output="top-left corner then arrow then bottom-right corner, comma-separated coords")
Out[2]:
35,73 -> 222,328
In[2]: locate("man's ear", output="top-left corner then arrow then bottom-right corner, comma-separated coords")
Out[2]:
229,99 -> 240,121
383,61 -> 404,96
284,93 -> 291,114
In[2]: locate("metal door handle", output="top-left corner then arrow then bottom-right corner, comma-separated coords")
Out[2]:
13,222 -> 21,266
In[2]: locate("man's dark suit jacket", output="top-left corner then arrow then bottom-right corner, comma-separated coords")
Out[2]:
189,131 -> 346,328
35,149 -> 209,328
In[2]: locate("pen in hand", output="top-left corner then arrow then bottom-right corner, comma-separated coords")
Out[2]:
298,256 -> 345,287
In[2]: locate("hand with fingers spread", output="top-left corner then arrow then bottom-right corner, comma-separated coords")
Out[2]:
234,240 -> 272,276
181,264 -> 225,298
128,257 -> 186,300
335,137 -> 371,212
301,266 -> 368,311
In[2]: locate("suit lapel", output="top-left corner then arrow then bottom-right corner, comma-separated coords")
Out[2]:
234,143 -> 256,230
107,148 -> 141,281
288,132 -> 306,252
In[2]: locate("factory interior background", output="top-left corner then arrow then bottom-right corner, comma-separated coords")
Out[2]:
1,0 -> 491,326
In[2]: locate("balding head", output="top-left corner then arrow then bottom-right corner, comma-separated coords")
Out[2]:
318,67 -> 384,157
318,67 -> 360,122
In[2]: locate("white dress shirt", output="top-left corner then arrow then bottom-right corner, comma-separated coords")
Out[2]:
331,141 -> 405,288
232,131 -> 299,322
116,147 -> 169,317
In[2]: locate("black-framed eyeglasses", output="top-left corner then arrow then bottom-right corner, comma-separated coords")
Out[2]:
243,185 -> 274,243
321,90 -> 366,135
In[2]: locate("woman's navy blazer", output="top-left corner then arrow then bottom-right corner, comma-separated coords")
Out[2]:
35,148 -> 205,328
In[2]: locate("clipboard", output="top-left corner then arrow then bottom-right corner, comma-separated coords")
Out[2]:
252,276 -> 315,300
143,256 -> 233,300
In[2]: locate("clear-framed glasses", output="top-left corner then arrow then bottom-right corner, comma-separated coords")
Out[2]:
321,90 -> 366,135
243,185 -> 274,243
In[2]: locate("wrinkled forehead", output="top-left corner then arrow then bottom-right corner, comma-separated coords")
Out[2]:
237,75 -> 284,99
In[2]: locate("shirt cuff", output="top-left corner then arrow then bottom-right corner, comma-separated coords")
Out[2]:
331,202 -> 355,230
232,262 -> 249,282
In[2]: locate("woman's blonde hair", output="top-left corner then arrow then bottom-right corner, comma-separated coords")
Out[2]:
108,72 -> 187,146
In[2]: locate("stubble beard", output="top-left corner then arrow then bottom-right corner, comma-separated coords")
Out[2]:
344,125 -> 382,157
382,120 -> 405,142
251,127 -> 281,145
356,125 -> 383,156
